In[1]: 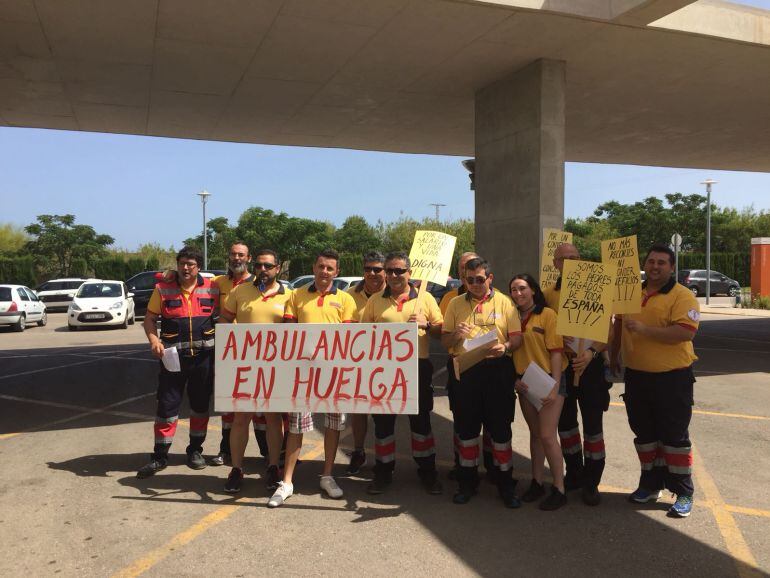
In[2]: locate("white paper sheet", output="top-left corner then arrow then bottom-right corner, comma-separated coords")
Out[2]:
463,330 -> 498,352
521,361 -> 557,412
162,346 -> 181,372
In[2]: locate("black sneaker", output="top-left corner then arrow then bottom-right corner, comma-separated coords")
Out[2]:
539,487 -> 567,511
501,489 -> 522,509
419,472 -> 443,495
521,480 -> 546,502
265,465 -> 281,491
186,451 -> 206,470
136,457 -> 167,479
346,450 -> 367,475
224,467 -> 243,493
366,476 -> 392,495
452,488 -> 476,505
582,485 -> 601,506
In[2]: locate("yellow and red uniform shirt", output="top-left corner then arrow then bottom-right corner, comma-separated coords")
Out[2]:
622,277 -> 699,372
360,284 -> 443,359
442,289 -> 521,356
513,307 -> 567,375
224,281 -> 291,324
284,283 -> 357,324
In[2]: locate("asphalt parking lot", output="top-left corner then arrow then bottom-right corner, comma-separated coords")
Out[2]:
0,312 -> 768,577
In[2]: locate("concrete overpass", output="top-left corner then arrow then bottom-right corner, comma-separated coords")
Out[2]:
2,0 -> 769,276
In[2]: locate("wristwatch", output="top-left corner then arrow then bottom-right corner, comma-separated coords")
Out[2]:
588,347 -> 599,359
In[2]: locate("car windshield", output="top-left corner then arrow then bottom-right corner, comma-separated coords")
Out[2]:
39,281 -> 83,291
77,283 -> 122,298
0,288 -> 11,301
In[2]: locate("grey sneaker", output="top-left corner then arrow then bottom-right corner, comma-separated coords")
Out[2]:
320,475 -> 343,499
268,481 -> 294,508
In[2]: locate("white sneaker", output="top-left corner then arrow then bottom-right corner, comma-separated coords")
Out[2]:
268,481 -> 293,508
320,475 -> 343,499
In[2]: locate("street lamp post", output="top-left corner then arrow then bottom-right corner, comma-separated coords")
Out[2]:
197,189 -> 211,270
429,203 -> 446,221
701,179 -> 717,305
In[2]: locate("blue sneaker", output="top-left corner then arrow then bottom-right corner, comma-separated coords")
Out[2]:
629,487 -> 662,503
668,495 -> 693,518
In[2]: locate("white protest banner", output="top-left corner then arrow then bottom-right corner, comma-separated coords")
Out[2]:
601,234 -> 642,314
215,323 -> 419,415
408,230 -> 457,286
540,229 -> 573,290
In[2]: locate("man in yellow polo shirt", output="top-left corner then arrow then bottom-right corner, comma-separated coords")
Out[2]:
442,257 -> 523,508
544,242 -> 612,506
209,242 -> 265,467
360,250 -> 444,495
345,251 -> 386,475
615,243 -> 699,518
268,249 -> 357,508
219,248 -> 291,494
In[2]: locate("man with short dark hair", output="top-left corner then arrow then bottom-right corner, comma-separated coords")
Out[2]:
268,249 -> 357,507
360,251 -> 444,494
442,257 -> 523,507
137,246 -> 219,478
346,250 -> 386,475
614,243 -> 700,518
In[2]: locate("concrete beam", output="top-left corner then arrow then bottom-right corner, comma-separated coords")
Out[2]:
611,0 -> 698,26
474,59 -> 565,285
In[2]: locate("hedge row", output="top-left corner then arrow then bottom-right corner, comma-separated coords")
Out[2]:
678,252 -> 750,286
0,256 -> 163,287
0,256 -> 37,287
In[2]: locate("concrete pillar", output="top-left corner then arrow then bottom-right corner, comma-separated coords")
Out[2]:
474,58 -> 565,287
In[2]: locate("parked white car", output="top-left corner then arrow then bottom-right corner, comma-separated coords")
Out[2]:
35,278 -> 91,311
0,284 -> 47,331
67,280 -> 135,330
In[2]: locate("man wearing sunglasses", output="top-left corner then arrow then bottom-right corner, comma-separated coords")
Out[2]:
359,251 -> 444,495
269,249 -> 357,507
442,257 -> 523,507
210,242 -> 268,468
345,251 -> 387,475
218,249 -> 292,494
543,242 -> 611,507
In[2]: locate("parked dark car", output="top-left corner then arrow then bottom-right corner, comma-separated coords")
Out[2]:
426,278 -> 462,302
677,269 -> 740,297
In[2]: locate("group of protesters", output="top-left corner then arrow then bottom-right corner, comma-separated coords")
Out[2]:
136,239 -> 699,517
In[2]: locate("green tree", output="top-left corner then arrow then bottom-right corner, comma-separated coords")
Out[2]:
184,216 -> 235,263
234,207 -> 334,264
564,217 -> 619,262
0,223 -> 29,255
334,215 -> 382,256
25,214 -> 114,277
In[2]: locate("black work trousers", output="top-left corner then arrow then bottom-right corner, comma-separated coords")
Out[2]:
623,366 -> 695,497
558,357 -> 611,489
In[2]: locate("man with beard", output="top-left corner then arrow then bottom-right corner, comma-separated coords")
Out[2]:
137,246 -> 218,478
360,251 -> 444,494
219,249 -> 292,493
210,243 -> 272,466
345,251 -> 386,475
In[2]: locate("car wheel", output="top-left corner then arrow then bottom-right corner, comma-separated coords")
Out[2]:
68,323 -> 77,331
37,311 -> 48,327
13,314 -> 26,332
119,316 -> 128,329
728,286 -> 740,297
128,313 -> 135,326
689,286 -> 700,297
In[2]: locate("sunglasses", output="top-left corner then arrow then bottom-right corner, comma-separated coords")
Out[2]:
466,275 -> 488,285
253,263 -> 277,270
364,266 -> 384,274
179,262 -> 199,269
385,267 -> 408,276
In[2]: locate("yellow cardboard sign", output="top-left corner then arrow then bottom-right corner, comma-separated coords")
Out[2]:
556,259 -> 617,342
408,230 -> 457,286
540,229 -> 573,290
601,235 -> 642,314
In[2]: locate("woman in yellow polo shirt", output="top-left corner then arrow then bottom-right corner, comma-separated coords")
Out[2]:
509,273 -> 568,511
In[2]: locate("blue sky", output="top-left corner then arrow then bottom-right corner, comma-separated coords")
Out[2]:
1,127 -> 769,251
